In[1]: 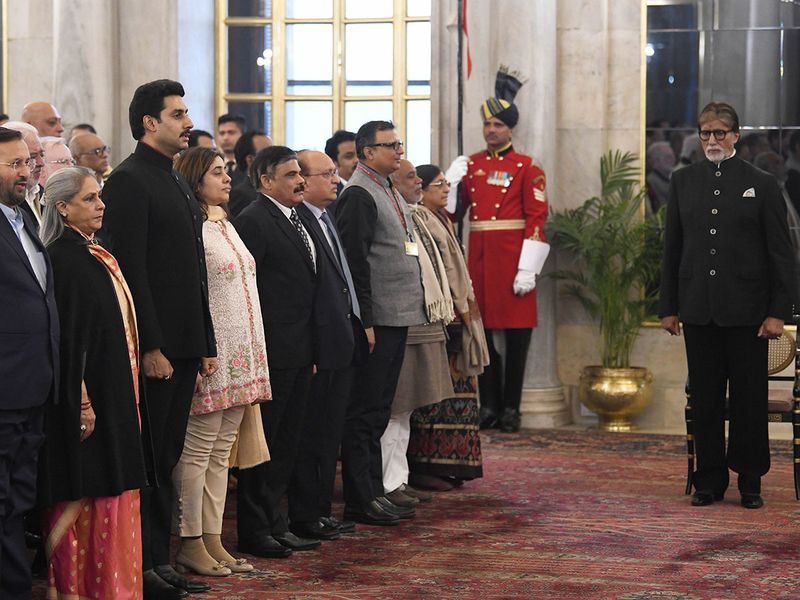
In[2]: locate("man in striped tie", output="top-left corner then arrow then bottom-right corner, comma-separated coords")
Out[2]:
233,145 -> 322,558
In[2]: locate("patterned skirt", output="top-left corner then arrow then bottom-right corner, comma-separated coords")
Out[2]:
407,355 -> 483,480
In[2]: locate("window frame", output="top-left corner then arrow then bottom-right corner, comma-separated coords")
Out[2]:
214,0 -> 430,146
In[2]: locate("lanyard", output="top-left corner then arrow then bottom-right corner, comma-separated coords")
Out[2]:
357,164 -> 410,237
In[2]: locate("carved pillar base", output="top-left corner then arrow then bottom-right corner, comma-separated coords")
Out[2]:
521,386 -> 571,429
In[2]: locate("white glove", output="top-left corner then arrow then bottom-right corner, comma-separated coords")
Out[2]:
513,270 -> 537,296
444,155 -> 469,184
512,239 -> 550,296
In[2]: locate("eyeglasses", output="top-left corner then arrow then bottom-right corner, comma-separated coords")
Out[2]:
47,158 -> 76,166
305,170 -> 337,179
80,146 -> 110,157
368,141 -> 404,151
0,158 -> 36,172
428,179 -> 448,188
698,129 -> 732,141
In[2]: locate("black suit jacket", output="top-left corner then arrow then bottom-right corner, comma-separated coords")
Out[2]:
101,142 -> 216,359
659,155 -> 796,325
228,177 -> 258,218
234,194 -> 316,370
0,207 -> 59,409
296,203 -> 367,370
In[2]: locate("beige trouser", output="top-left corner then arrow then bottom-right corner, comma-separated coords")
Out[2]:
173,405 -> 246,537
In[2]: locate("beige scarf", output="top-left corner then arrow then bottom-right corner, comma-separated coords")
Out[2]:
411,206 -> 454,325
415,206 -> 490,376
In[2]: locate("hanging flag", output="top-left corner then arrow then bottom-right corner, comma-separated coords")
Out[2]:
463,0 -> 472,78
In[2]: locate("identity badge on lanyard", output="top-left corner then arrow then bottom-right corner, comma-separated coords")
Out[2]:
358,164 -> 419,257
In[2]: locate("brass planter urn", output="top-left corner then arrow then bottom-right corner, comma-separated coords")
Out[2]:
578,366 -> 653,432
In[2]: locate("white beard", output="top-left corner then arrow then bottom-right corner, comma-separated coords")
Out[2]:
704,148 -> 731,164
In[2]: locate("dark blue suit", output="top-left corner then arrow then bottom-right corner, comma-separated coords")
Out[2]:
0,206 -> 58,599
288,203 -> 367,524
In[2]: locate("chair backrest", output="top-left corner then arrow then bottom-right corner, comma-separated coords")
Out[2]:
768,329 -> 795,375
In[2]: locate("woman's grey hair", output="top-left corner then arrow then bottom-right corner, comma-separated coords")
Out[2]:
39,166 -> 97,247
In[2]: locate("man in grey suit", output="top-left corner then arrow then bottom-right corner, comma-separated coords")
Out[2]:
0,127 -> 59,599
335,121 -> 427,525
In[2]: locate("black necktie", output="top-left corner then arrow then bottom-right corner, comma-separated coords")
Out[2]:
290,208 -> 315,271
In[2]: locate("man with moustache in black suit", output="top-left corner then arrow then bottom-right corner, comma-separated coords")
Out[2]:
288,150 -> 368,540
233,146 -> 321,558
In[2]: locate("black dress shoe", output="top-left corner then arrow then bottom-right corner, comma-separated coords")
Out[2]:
691,491 -> 724,506
399,484 -> 433,503
321,515 -> 356,533
273,531 -> 321,551
154,564 -> 210,593
741,493 -> 764,509
375,496 -> 416,519
290,519 -> 341,541
499,408 -> 521,433
385,486 -> 420,507
343,500 -> 401,526
479,407 -> 498,429
143,569 -> 188,599
238,535 -> 293,558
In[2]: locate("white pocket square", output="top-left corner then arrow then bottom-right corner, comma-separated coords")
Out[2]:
742,187 -> 756,198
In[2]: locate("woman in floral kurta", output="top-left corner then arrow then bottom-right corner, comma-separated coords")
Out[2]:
172,147 -> 271,577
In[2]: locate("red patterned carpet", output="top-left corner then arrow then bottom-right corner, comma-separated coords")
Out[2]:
33,429 -> 800,599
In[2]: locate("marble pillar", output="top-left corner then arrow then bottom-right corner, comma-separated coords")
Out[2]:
6,0 -> 56,118
52,0 -> 116,147
49,0 -> 178,163
555,0 -> 650,427
432,0 -> 570,428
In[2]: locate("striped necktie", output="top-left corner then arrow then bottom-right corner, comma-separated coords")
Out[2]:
290,208 -> 315,272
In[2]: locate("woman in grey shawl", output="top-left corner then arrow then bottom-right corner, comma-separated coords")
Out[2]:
407,164 -> 490,491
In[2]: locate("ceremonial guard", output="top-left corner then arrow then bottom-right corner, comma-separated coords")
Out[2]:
457,69 -> 549,433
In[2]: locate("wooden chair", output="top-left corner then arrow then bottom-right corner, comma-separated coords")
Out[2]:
684,326 -> 800,499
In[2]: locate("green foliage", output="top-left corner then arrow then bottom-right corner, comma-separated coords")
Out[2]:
547,150 -> 664,368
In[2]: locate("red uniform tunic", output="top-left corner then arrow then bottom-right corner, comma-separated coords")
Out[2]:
461,144 -> 548,329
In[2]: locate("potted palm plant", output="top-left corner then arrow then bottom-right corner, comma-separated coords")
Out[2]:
547,150 -> 664,431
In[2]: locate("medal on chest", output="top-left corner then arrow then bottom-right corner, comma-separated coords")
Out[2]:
487,170 -> 512,187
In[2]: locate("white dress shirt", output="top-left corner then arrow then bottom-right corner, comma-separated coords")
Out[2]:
302,201 -> 335,251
